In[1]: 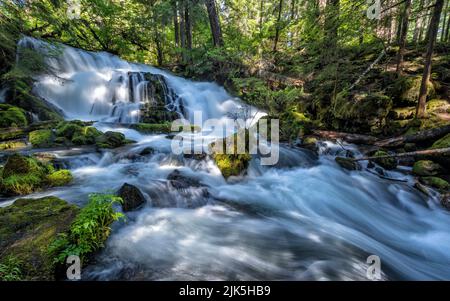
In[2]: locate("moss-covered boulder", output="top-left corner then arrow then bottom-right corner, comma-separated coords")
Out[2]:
95,131 -> 127,149
335,157 -> 361,171
210,130 -> 252,179
389,75 -> 436,106
419,177 -> 450,191
430,133 -> 450,149
371,150 -> 397,170
0,154 -> 73,196
0,104 -> 28,128
47,170 -> 73,187
29,129 -> 53,148
0,197 -> 79,281
412,160 -> 443,176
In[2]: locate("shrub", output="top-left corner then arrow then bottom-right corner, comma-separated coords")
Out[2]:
49,194 -> 124,265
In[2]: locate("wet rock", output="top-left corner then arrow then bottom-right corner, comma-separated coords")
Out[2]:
117,183 -> 146,212
96,131 -> 127,149
412,160 -> 443,176
139,147 -> 155,156
167,170 -> 201,189
419,177 -> 450,191
335,157 -> 361,171
300,136 -> 318,152
441,193 -> 450,210
0,197 -> 79,280
370,150 -> 397,170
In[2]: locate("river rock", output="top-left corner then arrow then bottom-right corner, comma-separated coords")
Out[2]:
167,169 -> 201,189
335,157 -> 361,171
370,150 -> 397,170
0,197 -> 79,280
441,193 -> 450,210
117,183 -> 146,212
95,131 -> 127,149
419,176 -> 450,191
412,160 -> 443,176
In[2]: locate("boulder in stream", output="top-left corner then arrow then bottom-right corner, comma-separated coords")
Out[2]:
412,160 -> 444,176
117,183 -> 146,211
96,131 -> 127,149
335,157 -> 361,171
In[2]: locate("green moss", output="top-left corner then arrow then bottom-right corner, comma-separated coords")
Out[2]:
412,160 -> 443,176
0,197 -> 79,280
131,123 -> 172,133
419,177 -> 450,191
210,130 -> 252,179
0,104 -> 28,128
55,121 -> 83,139
29,129 -> 53,148
430,133 -> 450,149
47,170 -> 73,187
0,140 -> 27,150
389,75 -> 436,106
95,131 -> 126,149
0,154 -> 71,196
371,150 -> 397,170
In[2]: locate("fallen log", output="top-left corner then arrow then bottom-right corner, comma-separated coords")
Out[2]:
353,147 -> 450,161
312,130 -> 378,144
375,125 -> 450,148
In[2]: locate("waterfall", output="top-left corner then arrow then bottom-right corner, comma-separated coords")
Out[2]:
19,37 -> 263,126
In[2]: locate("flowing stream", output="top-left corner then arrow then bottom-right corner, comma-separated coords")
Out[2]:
1,37 -> 450,280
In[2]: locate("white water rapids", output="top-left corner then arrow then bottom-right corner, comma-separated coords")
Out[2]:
1,37 -> 449,280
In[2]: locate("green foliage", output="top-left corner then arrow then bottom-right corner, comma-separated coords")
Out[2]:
29,129 -> 53,148
0,104 -> 28,128
0,256 -> 23,281
430,133 -> 450,150
49,194 -> 124,265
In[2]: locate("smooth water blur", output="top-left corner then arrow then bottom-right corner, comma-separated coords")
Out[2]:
3,38 -> 449,281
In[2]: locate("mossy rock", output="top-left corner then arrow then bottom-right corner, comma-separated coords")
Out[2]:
29,129 -> 53,148
210,130 -> 252,179
55,121 -> 83,139
371,150 -> 397,170
0,197 -> 79,280
0,154 -> 72,196
412,160 -> 443,176
430,133 -> 450,149
419,177 -> 450,191
335,157 -> 361,171
389,75 -> 436,106
95,131 -> 127,149
47,170 -> 73,187
0,104 -> 28,128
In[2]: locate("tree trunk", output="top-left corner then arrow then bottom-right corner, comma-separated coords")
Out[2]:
396,11 -> 404,44
441,0 -> 449,41
413,0 -> 425,43
205,0 -> 224,47
396,0 -> 412,76
416,0 -> 445,118
184,1 -> 192,51
154,29 -> 164,66
323,0 -> 340,62
273,0 -> 284,52
353,147 -> 450,161
172,0 -> 180,47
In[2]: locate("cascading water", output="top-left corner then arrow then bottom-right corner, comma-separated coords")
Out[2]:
2,37 -> 449,280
